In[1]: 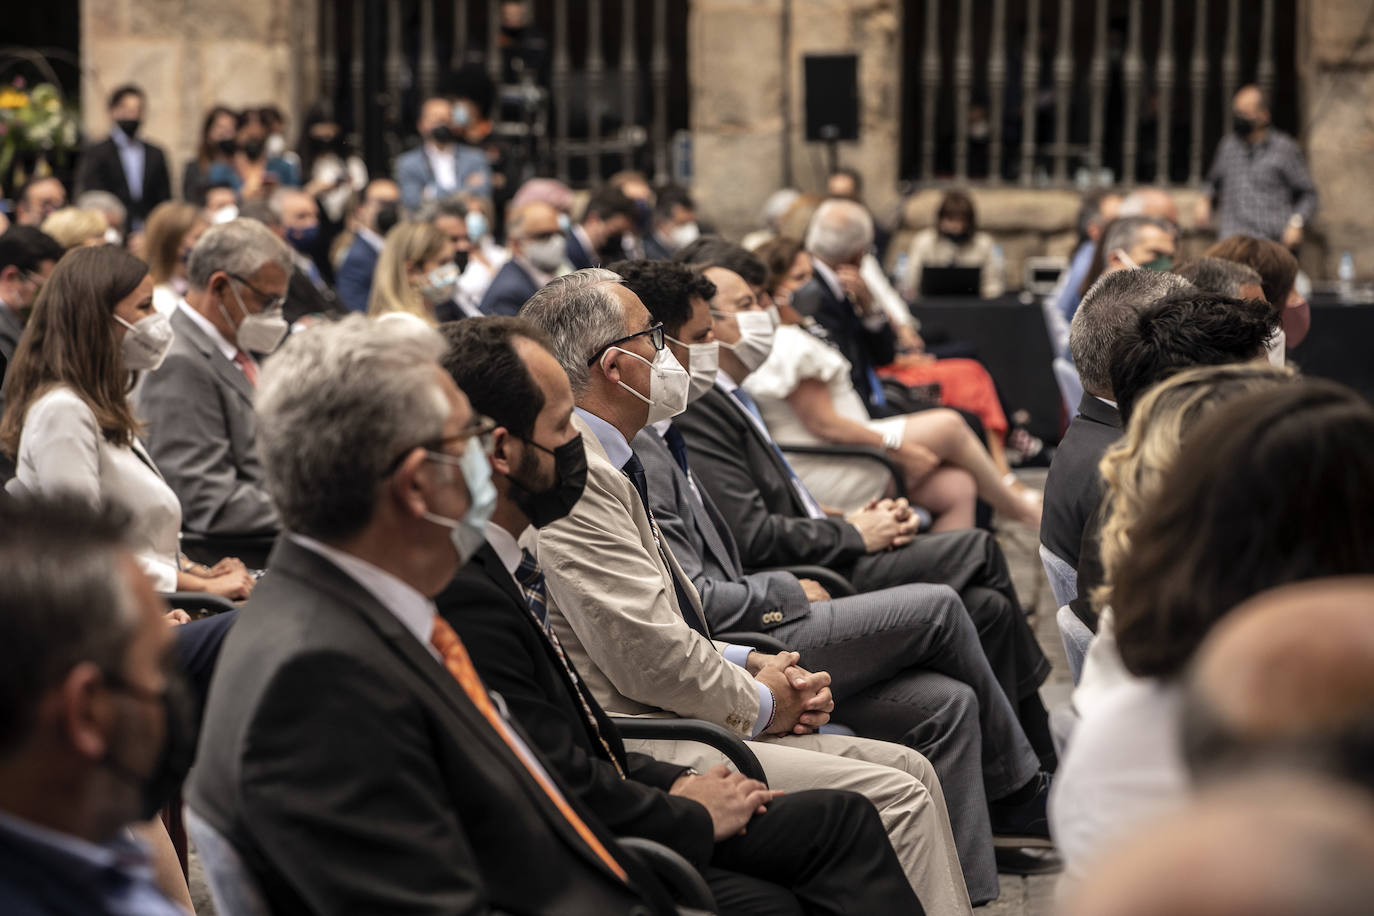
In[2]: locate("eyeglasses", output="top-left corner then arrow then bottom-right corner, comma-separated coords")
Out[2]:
228,273 -> 287,312
384,415 -> 498,476
586,323 -> 666,366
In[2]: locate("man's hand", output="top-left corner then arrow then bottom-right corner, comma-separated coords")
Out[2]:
206,556 -> 247,577
203,568 -> 255,601
846,499 -> 920,552
1281,222 -> 1303,251
1194,197 -> 1212,229
164,609 -> 192,627
669,765 -> 783,841
798,578 -> 831,603
745,649 -> 800,677
836,264 -> 875,315
755,663 -> 834,735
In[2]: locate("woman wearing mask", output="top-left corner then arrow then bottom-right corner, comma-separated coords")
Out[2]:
367,221 -> 458,325
901,190 -> 1005,300
143,201 -> 209,314
0,246 -> 255,600
299,104 -> 369,237
419,193 -> 508,316
207,109 -> 301,202
183,106 -> 239,206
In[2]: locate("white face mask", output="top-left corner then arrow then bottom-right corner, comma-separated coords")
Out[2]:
420,442 -> 498,566
667,336 -> 719,403
114,312 -> 175,371
720,310 -> 776,373
420,263 -> 459,304
523,235 -> 566,275
603,345 -> 691,425
668,221 -> 700,250
222,282 -> 289,354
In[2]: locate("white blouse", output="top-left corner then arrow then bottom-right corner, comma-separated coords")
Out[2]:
7,386 -> 182,591
742,324 -> 872,445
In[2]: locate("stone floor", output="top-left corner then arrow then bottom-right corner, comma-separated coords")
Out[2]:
187,469 -> 1067,915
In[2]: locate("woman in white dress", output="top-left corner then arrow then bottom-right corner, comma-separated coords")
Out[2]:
0,245 -> 255,600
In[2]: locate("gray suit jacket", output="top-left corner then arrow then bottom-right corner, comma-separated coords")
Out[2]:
132,308 -> 279,536
633,426 -> 810,635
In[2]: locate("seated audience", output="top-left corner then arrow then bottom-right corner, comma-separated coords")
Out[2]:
74,84 -> 172,231
334,178 -> 400,313
1205,233 -> 1309,349
418,193 -> 507,315
268,187 -> 328,290
418,195 -> 478,317
643,185 -> 700,260
1,244 -> 254,599
567,185 -> 638,269
182,105 -> 239,206
0,227 -> 67,467
900,190 -> 1005,300
1039,268 -> 1190,601
189,315 -> 673,914
14,177 -> 68,228
0,497 -> 196,915
479,201 -> 564,316
207,108 -> 300,200
75,190 -> 129,244
519,268 -> 975,913
394,95 -> 492,209
367,221 -> 456,325
236,199 -> 337,325
1055,190 -> 1124,324
40,207 -> 110,250
297,103 -> 369,233
142,200 -> 209,314
1073,215 -> 1177,306
133,218 -> 289,539
1050,378 -> 1374,881
437,316 -> 924,914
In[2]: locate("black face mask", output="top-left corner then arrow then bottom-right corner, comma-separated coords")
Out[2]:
215,138 -> 238,156
241,138 -> 267,160
102,672 -> 197,821
941,229 -> 972,246
430,125 -> 457,146
453,249 -> 471,273
375,201 -> 401,235
115,118 -> 141,139
508,434 -> 588,528
1233,114 -> 1258,137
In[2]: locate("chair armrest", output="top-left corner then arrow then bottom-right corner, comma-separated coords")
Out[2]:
744,564 -> 856,598
715,631 -> 792,655
617,837 -> 717,913
777,443 -> 908,501
160,591 -> 237,616
179,532 -> 277,571
613,718 -> 768,785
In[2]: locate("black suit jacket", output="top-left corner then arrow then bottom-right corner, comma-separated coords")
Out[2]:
566,229 -> 596,270
790,274 -> 897,416
284,265 -> 340,325
189,537 -> 663,916
479,260 -> 540,316
74,137 -> 172,227
676,385 -> 868,572
642,232 -> 674,261
437,545 -> 714,867
1041,393 -> 1123,572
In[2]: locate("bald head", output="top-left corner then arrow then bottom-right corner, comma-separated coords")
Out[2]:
1066,777 -> 1374,916
1118,188 -> 1179,226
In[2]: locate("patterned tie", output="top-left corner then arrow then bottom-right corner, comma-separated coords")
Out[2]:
514,549 -> 625,779
621,453 -> 711,639
429,615 -> 628,881
729,387 -> 827,519
232,350 -> 259,387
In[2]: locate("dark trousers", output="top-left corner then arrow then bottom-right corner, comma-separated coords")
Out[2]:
174,609 -> 239,712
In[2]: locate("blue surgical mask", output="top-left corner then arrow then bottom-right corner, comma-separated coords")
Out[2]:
421,443 -> 497,565
286,224 -> 319,253
466,211 -> 489,242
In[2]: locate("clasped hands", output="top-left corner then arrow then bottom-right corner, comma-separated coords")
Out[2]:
746,649 -> 834,737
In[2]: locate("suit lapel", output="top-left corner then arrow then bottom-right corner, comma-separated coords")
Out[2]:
693,478 -> 745,576
711,387 -> 810,518
171,309 -> 255,405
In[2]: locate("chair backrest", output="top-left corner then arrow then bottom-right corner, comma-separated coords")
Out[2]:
185,806 -> 273,916
1053,357 -> 1084,420
1056,604 -> 1094,686
1039,543 -> 1079,610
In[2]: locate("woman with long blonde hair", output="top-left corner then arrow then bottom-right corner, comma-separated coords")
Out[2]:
367,221 -> 457,325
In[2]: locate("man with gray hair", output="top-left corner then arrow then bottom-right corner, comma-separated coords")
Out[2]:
1098,215 -> 1177,275
134,218 -> 292,540
479,200 -> 565,316
1040,268 -> 1192,598
189,315 -> 667,913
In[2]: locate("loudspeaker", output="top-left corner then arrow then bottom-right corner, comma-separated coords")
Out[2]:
803,54 -> 860,142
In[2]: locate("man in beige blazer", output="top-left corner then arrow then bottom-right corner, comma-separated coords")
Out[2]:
522,269 -> 972,915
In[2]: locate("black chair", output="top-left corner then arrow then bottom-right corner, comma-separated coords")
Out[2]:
179,532 -> 277,570
161,591 -> 237,616
777,443 -> 907,502
619,837 -> 717,913
744,564 -> 856,598
614,717 -> 768,785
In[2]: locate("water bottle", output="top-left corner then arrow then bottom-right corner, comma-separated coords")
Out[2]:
1339,251 -> 1355,302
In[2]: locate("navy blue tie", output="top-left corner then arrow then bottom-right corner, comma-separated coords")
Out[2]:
663,424 -> 691,476
622,452 -> 710,639
729,388 -> 826,519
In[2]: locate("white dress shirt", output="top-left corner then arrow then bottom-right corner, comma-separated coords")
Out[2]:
179,300 -> 255,376
424,142 -> 459,194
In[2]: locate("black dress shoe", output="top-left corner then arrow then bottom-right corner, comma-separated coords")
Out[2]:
989,771 -> 1053,847
995,846 -> 1062,875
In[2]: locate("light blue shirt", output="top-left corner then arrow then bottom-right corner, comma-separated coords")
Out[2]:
111,124 -> 145,201
574,407 -> 773,736
1055,240 -> 1095,324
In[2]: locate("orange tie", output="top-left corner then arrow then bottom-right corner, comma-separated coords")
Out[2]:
429,615 -> 627,882
232,350 -> 259,387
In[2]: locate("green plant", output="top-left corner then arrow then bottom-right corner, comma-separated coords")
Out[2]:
0,77 -> 81,184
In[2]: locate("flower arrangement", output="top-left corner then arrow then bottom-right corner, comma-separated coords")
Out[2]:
0,77 -> 81,186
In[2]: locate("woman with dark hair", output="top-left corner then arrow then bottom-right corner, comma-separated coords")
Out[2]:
1205,234 -> 1308,349
182,105 -> 239,206
0,245 -> 254,601
206,108 -> 301,201
900,190 -> 1005,299
1050,376 -> 1374,883
298,102 -> 369,229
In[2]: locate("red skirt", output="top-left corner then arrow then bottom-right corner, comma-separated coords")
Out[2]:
879,357 -> 1009,441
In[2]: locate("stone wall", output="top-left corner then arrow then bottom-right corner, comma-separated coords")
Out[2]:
81,0 -> 319,198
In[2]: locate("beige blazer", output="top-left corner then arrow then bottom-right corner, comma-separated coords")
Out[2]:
528,414 -> 761,736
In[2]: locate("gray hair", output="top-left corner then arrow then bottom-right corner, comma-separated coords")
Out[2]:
805,199 -> 874,264
520,268 -> 626,397
1174,258 -> 1264,299
760,188 -> 800,230
75,190 -> 127,224
415,193 -> 469,223
1070,269 -> 1194,398
266,186 -> 314,223
1101,216 -> 1174,257
188,218 -> 293,290
254,314 -> 451,540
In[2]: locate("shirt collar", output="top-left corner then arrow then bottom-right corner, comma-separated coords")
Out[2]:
178,299 -> 240,362
810,256 -> 845,301
357,226 -> 385,252
484,521 -> 524,578
650,417 -> 673,437
289,534 -> 437,656
574,406 -> 633,469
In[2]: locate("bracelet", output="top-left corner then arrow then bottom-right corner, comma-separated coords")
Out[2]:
761,685 -> 778,735
882,429 -> 903,451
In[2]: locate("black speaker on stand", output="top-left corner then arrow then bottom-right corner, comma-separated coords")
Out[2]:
803,54 -> 860,175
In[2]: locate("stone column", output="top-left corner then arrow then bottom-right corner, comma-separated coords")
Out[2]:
81,0 -> 320,198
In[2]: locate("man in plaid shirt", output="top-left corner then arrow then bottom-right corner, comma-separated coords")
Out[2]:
1195,85 -> 1319,249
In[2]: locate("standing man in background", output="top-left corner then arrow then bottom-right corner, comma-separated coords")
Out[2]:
75,85 -> 172,232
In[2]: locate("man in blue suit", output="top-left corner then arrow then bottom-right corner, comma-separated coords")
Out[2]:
480,201 -> 565,316
393,97 -> 491,211
566,185 -> 638,270
335,178 -> 401,313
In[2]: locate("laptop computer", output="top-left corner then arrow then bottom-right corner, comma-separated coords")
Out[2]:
920,266 -> 983,297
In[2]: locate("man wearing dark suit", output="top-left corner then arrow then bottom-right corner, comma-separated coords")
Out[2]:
437,316 -> 924,914
677,264 -> 1058,775
73,85 -> 172,231
480,201 -> 566,316
567,186 -> 638,270
335,179 -> 400,312
792,199 -> 899,417
133,219 -> 288,538
190,315 -> 669,915
1041,268 -> 1193,606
